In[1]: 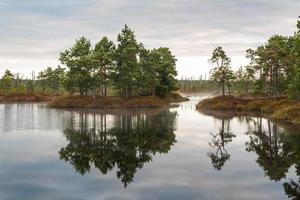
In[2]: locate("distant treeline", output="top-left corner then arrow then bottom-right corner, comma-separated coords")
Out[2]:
0,25 -> 178,98
0,70 -> 37,95
179,78 -> 217,93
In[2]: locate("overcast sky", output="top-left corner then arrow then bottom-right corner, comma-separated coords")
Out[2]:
0,0 -> 299,79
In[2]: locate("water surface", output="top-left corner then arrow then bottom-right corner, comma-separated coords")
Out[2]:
0,96 -> 300,200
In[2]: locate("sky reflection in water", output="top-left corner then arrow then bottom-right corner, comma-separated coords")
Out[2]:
0,97 -> 299,200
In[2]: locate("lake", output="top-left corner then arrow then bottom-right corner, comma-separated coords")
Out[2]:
0,95 -> 299,200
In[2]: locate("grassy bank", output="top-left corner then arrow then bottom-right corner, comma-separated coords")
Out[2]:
50,93 -> 188,109
196,95 -> 300,125
0,93 -> 53,103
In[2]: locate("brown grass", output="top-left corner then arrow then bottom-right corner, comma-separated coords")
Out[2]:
50,93 -> 188,109
197,95 -> 300,125
0,93 -> 53,103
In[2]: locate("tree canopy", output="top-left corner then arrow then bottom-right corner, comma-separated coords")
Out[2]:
208,18 -> 300,100
209,47 -> 234,96
58,25 -> 178,98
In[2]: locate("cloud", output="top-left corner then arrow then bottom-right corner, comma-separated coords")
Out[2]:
0,0 -> 299,77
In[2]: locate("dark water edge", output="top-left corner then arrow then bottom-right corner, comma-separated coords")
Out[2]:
0,96 -> 300,200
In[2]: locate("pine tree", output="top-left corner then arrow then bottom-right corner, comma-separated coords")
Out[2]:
60,37 -> 93,96
153,47 -> 178,98
93,36 -> 115,96
112,25 -> 140,98
0,70 -> 14,93
288,68 -> 300,100
209,47 -> 234,96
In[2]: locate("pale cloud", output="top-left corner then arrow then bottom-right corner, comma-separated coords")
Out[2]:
0,0 -> 299,77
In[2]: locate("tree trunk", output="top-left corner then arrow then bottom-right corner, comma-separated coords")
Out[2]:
274,67 -> 279,99
79,86 -> 83,96
269,69 -> 273,99
222,82 -> 225,96
127,85 -> 131,98
227,82 -> 231,95
93,69 -> 96,100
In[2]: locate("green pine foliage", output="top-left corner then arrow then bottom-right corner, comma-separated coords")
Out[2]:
209,47 -> 234,96
37,66 -> 65,95
207,18 -> 300,100
0,70 -> 14,93
57,24 -> 178,98
288,69 -> 300,100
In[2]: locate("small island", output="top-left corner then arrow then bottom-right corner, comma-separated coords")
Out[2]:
50,93 -> 188,109
197,19 -> 300,126
0,25 -> 188,107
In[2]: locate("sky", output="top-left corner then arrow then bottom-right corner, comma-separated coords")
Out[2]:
0,0 -> 299,79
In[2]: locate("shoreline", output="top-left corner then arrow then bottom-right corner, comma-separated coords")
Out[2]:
196,95 -> 300,126
0,93 -> 189,108
49,93 -> 189,109
0,94 -> 53,103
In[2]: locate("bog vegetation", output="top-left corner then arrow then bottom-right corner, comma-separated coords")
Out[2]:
197,18 -> 300,125
0,25 -> 178,99
1,18 -> 300,105
179,78 -> 218,93
208,18 -> 300,100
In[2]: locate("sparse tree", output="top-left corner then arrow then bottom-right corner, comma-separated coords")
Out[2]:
209,47 -> 234,96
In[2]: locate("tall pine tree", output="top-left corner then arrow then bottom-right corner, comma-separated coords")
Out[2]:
113,25 -> 140,98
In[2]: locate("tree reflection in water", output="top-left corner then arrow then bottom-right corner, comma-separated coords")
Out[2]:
246,118 -> 295,181
282,133 -> 300,200
283,177 -> 300,200
205,113 -> 300,199
208,119 -> 236,170
245,118 -> 300,199
59,109 -> 177,187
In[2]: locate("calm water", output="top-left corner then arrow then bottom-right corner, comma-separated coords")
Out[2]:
0,95 -> 300,200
